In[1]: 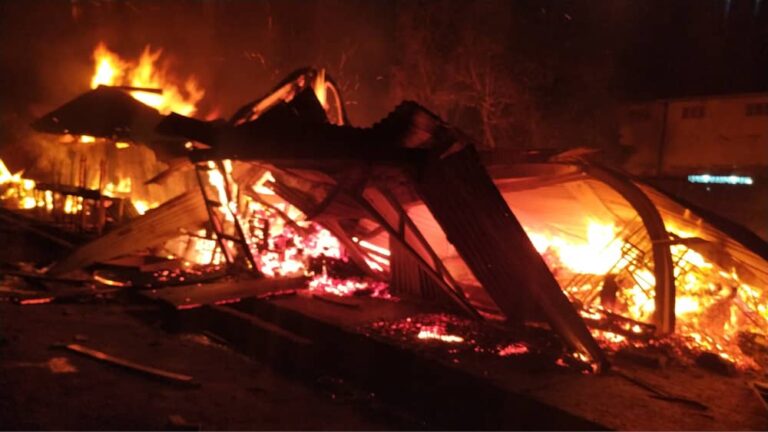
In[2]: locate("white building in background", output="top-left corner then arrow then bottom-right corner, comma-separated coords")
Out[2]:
619,92 -> 768,178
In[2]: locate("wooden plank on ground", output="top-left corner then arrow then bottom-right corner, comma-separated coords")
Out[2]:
53,343 -> 197,386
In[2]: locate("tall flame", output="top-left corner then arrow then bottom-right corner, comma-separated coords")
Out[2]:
89,42 -> 204,116
313,68 -> 328,108
90,43 -> 126,89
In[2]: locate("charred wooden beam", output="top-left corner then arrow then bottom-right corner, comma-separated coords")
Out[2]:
229,67 -> 350,126
141,276 -> 308,309
34,183 -> 102,200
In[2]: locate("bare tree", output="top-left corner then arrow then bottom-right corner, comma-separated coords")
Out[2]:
391,2 -> 548,151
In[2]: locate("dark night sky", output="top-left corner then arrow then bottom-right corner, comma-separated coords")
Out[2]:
0,0 -> 766,166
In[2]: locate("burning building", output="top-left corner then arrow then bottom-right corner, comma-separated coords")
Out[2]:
2,40 -> 768,429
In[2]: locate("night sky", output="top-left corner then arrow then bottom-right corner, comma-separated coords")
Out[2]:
0,0 -> 765,166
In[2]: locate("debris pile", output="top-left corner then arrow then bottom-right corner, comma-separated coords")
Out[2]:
2,41 -> 768,379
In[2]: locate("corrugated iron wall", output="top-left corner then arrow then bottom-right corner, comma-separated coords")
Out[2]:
389,237 -> 446,303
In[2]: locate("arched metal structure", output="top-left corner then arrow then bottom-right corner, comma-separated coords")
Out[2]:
580,164 -> 676,334
487,160 -> 678,334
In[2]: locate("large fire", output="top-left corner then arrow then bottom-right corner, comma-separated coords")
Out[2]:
524,219 -> 767,368
93,44 -> 384,298
5,40 -> 767,374
90,42 -> 204,116
0,42 -> 203,219
161,159 -> 389,298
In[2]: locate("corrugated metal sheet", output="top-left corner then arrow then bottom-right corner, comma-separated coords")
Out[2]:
390,237 -> 446,303
415,145 -> 607,366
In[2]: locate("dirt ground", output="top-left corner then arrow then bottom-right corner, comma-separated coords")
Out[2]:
0,299 -> 401,430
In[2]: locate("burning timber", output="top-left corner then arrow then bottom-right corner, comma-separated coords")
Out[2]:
2,43 -> 768,429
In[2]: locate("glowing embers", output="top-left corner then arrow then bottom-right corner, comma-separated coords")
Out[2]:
525,217 -> 768,370
364,314 -> 604,372
309,273 -> 390,298
148,264 -> 225,287
366,314 -> 474,346
247,206 -> 391,298
245,203 -> 343,277
497,343 -> 530,356
90,42 -> 204,116
18,297 -> 55,305
365,314 -> 554,363
200,166 -> 391,297
417,325 -> 465,343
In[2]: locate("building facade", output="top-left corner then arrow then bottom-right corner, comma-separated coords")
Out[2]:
619,92 -> 768,240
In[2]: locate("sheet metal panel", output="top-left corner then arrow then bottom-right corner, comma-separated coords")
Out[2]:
415,145 -> 607,367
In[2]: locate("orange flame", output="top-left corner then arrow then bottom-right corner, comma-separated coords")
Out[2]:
0,159 -> 37,210
313,68 -> 328,108
526,218 -> 767,368
528,220 -> 623,275
90,42 -> 204,116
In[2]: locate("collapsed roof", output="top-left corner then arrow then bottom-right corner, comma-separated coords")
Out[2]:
31,67 -> 768,371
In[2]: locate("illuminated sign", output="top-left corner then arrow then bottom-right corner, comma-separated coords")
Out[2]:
687,174 -> 754,185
